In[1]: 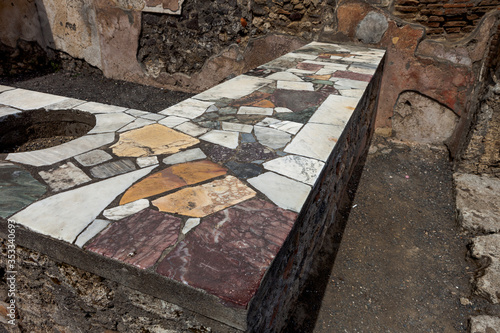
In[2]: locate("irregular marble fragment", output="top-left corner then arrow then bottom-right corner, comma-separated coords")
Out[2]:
74,219 -> 111,248
182,218 -> 200,235
75,149 -> 113,167
199,130 -> 239,149
162,148 -> 207,165
91,160 -> 137,179
103,199 -> 150,220
0,89 -> 68,110
247,172 -> 311,212
263,155 -> 325,186
39,162 -> 91,192
156,198 -> 297,306
174,121 -> 210,137
89,113 -> 136,134
136,156 -> 159,168
284,123 -> 343,161
87,208 -> 181,269
111,124 -> 199,157
120,160 -> 227,204
225,161 -> 262,179
152,175 -> 256,217
254,126 -> 291,149
0,164 -> 46,218
160,98 -> 214,119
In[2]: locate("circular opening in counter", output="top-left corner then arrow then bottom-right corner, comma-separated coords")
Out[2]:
0,109 -> 96,153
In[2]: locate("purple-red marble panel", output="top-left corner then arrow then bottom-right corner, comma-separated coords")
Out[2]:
156,198 -> 298,307
271,89 -> 327,112
296,62 -> 323,71
86,208 -> 181,269
331,70 -> 373,82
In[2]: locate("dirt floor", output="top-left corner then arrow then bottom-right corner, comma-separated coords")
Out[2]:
0,69 -> 481,332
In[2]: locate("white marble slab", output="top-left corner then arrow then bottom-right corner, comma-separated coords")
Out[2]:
221,122 -> 253,133
331,78 -> 369,90
74,219 -> 111,248
118,118 -> 156,132
254,126 -> 292,149
281,53 -> 318,60
0,85 -> 15,93
238,106 -> 274,115
74,102 -> 128,114
103,199 -> 150,221
158,115 -> 189,128
126,109 -> 150,117
75,149 -> 113,167
308,95 -> 358,126
199,130 -> 239,149
284,123 -> 344,161
193,75 -> 273,101
277,81 -> 314,91
140,113 -> 165,121
266,72 -> 304,82
348,65 -> 376,75
0,89 -> 69,110
162,148 -> 207,165
7,133 -> 116,167
174,121 -> 210,137
89,113 -> 136,134
275,107 -> 293,113
39,162 -> 92,192
160,98 -> 214,119
247,172 -> 311,212
255,117 -> 303,135
263,155 -> 325,186
339,89 -> 365,98
10,166 -> 155,243
45,98 -> 86,110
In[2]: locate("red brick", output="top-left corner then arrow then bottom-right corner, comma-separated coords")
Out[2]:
395,5 -> 419,12
427,3 -> 445,8
443,3 -> 473,8
444,7 -> 468,15
426,27 -> 445,34
426,21 -> 441,27
428,15 -> 445,21
397,0 -> 420,5
445,27 -> 462,33
443,20 -> 467,26
479,0 -> 500,6
467,14 -> 480,20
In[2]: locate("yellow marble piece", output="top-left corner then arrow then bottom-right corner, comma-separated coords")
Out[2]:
152,175 -> 256,217
111,124 -> 199,157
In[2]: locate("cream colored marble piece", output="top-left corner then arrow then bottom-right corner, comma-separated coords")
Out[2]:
45,98 -> 86,110
111,124 -> 199,157
275,107 -> 294,113
74,101 -> 128,114
10,166 -> 156,243
0,89 -> 69,110
193,75 -> 273,101
238,106 -> 274,116
0,106 -> 21,118
339,89 -> 365,98
263,155 -> 325,186
277,81 -> 314,91
160,98 -> 214,119
89,113 -> 136,134
221,122 -> 253,133
182,218 -> 201,235
103,199 -> 150,221
331,78 -> 369,90
75,150 -> 113,167
199,130 -> 239,149
247,172 -> 311,213
39,162 -> 91,192
308,95 -> 358,127
7,133 -> 115,167
284,123 -> 344,162
152,175 -> 256,217
136,156 -> 159,168
0,85 -> 14,93
74,219 -> 111,248
255,117 -> 303,135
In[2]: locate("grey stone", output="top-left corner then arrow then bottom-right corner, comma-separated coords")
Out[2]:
355,11 -> 388,44
392,91 -> 458,144
254,126 -> 291,149
75,150 -> 113,167
471,234 -> 500,304
39,162 -> 91,192
470,315 -> 500,333
454,173 -> 500,233
90,160 -> 137,179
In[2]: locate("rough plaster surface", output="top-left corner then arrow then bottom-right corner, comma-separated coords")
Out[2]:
471,234 -> 500,304
355,11 -> 388,44
392,91 -> 458,144
454,173 -> 500,233
470,315 -> 500,333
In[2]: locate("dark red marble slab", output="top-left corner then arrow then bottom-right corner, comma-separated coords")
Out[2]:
331,70 -> 373,82
156,199 -> 298,307
86,208 -> 181,269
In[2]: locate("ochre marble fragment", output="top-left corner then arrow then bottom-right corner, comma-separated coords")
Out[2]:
152,175 -> 256,217
111,124 -> 199,157
120,160 -> 227,204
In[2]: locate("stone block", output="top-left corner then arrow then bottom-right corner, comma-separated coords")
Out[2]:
454,173 -> 500,233
355,11 -> 389,44
470,315 -> 500,333
471,234 -> 500,304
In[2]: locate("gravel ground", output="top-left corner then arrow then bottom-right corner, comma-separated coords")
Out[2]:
1,70 -> 477,332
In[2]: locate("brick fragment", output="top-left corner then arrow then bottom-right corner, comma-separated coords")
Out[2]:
443,21 -> 467,26
428,15 -> 445,21
395,5 -> 419,12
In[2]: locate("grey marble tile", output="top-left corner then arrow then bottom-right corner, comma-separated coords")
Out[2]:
88,113 -> 136,134
160,98 -> 214,119
103,199 -> 150,221
254,126 -> 291,149
200,130 -> 239,149
74,102 -> 128,114
75,149 -> 113,167
162,148 -> 207,165
263,155 -> 324,186
74,219 -> 111,248
0,106 -> 21,118
193,75 -> 272,101
39,162 -> 91,192
174,121 -> 210,137
0,89 -> 69,110
90,159 -> 137,179
284,123 -> 343,161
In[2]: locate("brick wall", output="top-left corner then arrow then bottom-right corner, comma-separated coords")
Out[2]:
393,0 -> 500,38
